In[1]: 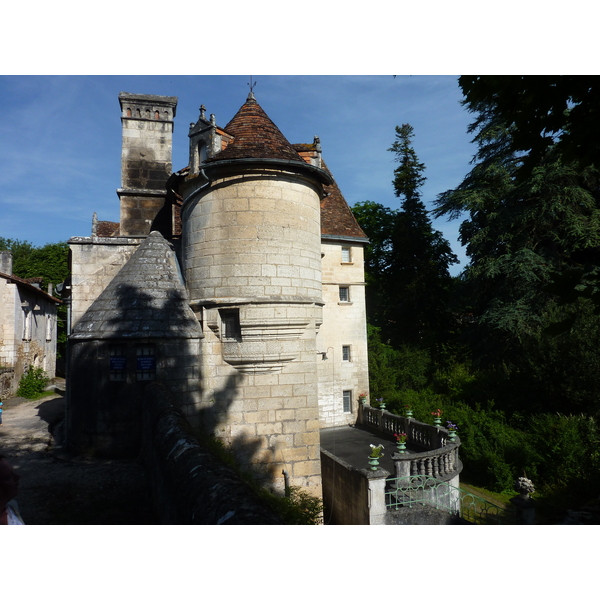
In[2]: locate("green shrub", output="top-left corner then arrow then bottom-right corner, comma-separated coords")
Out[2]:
16,366 -> 49,399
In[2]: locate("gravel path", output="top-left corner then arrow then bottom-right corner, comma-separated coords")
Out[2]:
0,390 -> 157,525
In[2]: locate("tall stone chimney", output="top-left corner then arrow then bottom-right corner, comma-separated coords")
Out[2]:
117,93 -> 178,236
0,251 -> 12,275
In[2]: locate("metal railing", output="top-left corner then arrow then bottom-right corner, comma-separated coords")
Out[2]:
385,475 -> 513,524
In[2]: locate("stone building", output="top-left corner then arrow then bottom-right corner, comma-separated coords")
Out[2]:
66,91 -> 369,495
0,251 -> 60,398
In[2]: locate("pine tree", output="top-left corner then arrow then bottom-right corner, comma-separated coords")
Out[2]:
353,125 -> 457,349
384,124 -> 457,348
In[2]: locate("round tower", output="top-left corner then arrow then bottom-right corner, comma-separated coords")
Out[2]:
179,93 -> 332,494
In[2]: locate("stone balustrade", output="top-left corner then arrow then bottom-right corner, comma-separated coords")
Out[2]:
358,403 -> 462,483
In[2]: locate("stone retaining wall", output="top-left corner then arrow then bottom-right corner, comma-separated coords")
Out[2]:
141,382 -> 282,525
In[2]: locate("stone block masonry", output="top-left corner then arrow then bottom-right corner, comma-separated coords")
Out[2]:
141,382 -> 282,524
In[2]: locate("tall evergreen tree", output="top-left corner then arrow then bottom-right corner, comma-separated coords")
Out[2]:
434,80 -> 600,414
353,124 -> 457,349
385,124 -> 457,347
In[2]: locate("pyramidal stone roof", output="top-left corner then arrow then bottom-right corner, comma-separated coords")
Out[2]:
71,231 -> 201,340
205,93 -> 306,164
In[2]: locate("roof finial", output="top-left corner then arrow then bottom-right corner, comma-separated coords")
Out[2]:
199,104 -> 206,119
247,76 -> 257,100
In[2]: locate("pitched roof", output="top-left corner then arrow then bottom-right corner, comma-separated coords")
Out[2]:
0,271 -> 62,303
320,162 -> 368,240
205,94 -> 306,164
71,231 -> 201,340
292,143 -> 367,241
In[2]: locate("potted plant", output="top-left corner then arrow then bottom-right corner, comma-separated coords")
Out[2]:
514,477 -> 535,500
368,444 -> 385,470
404,404 -> 413,418
446,421 -> 458,440
431,408 -> 443,426
394,432 -> 407,453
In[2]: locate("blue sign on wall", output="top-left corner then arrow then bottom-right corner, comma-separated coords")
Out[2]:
110,357 -> 127,370
137,356 -> 156,371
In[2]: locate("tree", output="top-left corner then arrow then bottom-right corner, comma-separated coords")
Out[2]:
434,80 -> 600,415
0,237 -> 69,292
458,76 -> 600,179
0,237 -> 70,363
367,124 -> 457,348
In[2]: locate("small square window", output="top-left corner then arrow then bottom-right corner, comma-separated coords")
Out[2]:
136,345 -> 156,381
343,390 -> 352,413
341,247 -> 351,263
220,308 -> 241,340
342,345 -> 351,361
339,286 -> 350,302
109,345 -> 127,382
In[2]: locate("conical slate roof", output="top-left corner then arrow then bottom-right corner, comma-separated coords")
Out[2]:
71,231 -> 201,339
205,93 -> 305,164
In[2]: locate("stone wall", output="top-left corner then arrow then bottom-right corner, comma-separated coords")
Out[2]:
141,382 -> 282,525
321,448 -> 371,524
0,275 -> 57,394
318,240 -> 369,427
68,237 -> 140,328
180,169 -> 325,496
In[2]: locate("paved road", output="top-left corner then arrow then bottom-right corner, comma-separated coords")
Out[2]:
0,391 -> 156,525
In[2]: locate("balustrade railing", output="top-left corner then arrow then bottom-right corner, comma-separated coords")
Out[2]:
360,404 -> 451,450
359,403 -> 461,483
396,443 -> 461,479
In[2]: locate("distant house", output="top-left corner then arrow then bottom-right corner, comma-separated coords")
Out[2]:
0,251 -> 60,398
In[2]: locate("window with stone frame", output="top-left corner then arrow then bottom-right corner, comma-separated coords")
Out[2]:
341,246 -> 351,263
136,344 -> 156,381
342,345 -> 351,361
109,345 -> 127,382
220,308 -> 241,340
343,390 -> 352,413
22,308 -> 31,341
339,286 -> 350,302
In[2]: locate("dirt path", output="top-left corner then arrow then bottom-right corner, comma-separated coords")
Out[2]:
0,392 -> 157,525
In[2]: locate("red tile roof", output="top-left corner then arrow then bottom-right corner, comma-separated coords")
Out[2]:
293,143 -> 367,241
205,94 -> 306,164
320,161 -> 368,240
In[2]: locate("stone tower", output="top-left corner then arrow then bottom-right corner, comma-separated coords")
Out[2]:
179,93 -> 332,494
117,92 -> 178,236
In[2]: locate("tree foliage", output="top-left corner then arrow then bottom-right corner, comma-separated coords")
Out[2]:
0,237 -> 70,363
0,237 -> 69,292
353,124 -> 457,349
458,75 -> 600,179
433,76 -> 600,415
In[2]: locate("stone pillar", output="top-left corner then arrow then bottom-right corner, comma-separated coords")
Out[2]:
364,468 -> 390,525
510,495 -> 536,524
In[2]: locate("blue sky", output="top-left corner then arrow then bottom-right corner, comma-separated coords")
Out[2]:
0,75 -> 474,274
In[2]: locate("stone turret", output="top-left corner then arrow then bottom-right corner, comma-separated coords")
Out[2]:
179,93 -> 332,494
117,93 -> 178,236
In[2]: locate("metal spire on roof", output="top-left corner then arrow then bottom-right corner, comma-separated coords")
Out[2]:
247,76 -> 257,100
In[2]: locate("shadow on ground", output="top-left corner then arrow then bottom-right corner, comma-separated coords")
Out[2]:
2,394 -> 158,525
